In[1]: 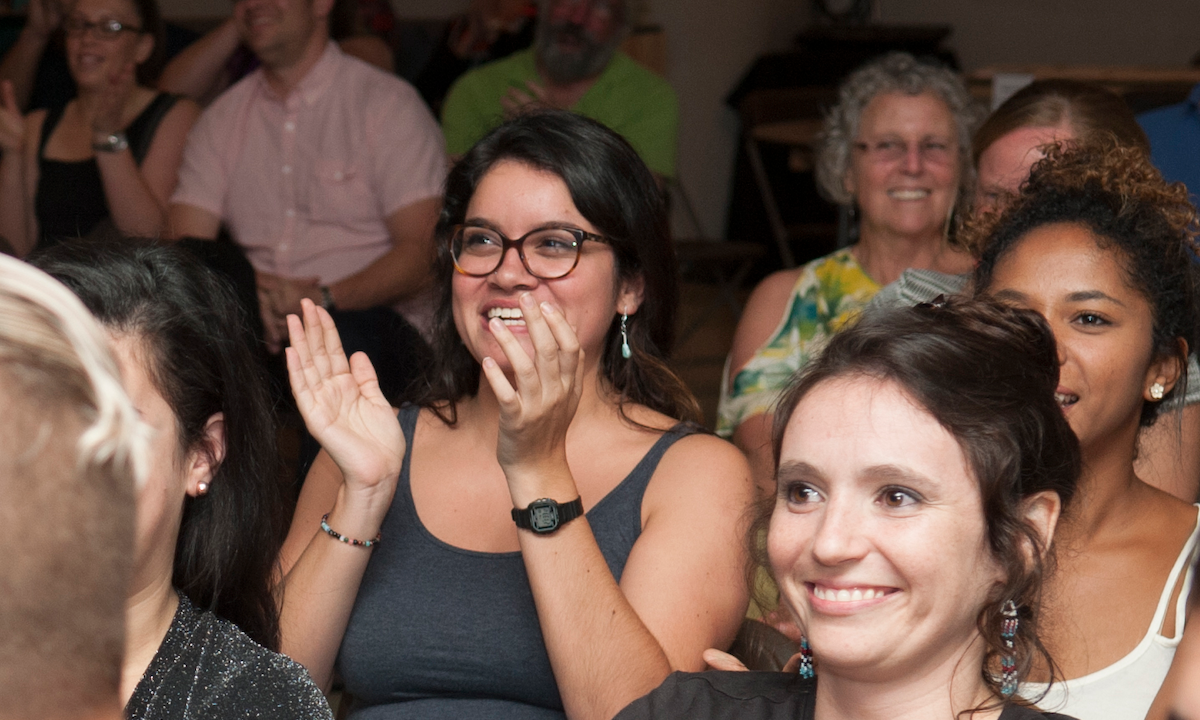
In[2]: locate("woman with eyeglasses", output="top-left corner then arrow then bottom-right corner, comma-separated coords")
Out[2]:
717,52 -> 982,495
275,109 -> 754,720
0,0 -> 198,255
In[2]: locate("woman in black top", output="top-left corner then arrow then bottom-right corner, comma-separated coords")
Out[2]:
34,241 -> 331,720
621,298 -> 1082,720
0,0 -> 198,254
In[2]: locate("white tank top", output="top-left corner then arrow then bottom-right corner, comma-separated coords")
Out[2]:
1020,505 -> 1200,720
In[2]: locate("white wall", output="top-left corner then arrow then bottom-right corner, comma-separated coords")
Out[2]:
876,0 -> 1200,69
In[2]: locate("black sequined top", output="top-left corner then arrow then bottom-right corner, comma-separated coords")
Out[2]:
126,593 -> 333,720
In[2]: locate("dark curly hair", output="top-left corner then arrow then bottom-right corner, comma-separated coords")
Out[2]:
968,138 -> 1200,425
749,297 -> 1080,708
419,109 -> 700,426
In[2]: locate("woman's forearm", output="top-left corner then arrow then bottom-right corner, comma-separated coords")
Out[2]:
95,149 -> 167,237
0,151 -> 31,255
157,18 -> 241,104
513,471 -> 674,720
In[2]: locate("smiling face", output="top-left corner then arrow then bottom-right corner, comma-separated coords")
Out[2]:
846,91 -> 961,244
768,374 -> 1002,682
233,0 -> 327,70
984,222 -> 1172,452
974,125 -> 1073,213
64,0 -> 152,91
451,159 -> 642,375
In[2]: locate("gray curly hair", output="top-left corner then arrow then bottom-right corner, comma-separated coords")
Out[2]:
815,52 -> 982,206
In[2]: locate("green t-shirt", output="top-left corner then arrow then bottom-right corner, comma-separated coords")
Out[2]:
441,48 -> 678,178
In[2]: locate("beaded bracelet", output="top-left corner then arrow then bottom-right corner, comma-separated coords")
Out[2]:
320,513 -> 381,548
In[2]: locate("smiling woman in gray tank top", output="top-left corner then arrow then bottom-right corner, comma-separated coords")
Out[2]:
276,110 -> 755,720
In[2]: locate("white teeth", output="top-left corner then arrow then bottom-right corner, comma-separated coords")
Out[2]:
888,189 -> 931,200
1054,392 -> 1078,407
487,307 -> 525,325
814,586 -> 885,602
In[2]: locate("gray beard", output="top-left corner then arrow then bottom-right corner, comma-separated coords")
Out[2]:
536,22 -> 620,84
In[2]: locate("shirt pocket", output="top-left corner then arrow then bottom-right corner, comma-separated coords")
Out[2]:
309,159 -> 379,227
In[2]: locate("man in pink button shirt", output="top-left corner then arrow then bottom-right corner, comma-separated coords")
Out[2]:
168,0 -> 447,397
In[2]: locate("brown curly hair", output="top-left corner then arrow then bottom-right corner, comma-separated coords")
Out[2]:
969,137 -> 1200,425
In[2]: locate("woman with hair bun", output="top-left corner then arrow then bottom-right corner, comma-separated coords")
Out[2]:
619,296 -> 1080,720
970,139 -> 1200,719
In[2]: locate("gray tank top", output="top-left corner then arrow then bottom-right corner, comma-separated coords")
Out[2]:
337,405 -> 702,719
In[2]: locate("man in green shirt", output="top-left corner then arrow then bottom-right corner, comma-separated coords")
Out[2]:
441,0 -> 678,179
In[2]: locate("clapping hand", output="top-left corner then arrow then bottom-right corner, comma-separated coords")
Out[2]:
286,300 -> 404,497
500,80 -> 550,119
89,61 -> 136,136
481,292 -> 584,501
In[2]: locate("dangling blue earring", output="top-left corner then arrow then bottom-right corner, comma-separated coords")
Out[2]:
798,636 -> 814,679
1000,600 -> 1019,697
620,313 -> 631,359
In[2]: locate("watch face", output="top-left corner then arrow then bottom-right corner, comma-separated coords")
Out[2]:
529,500 -> 560,533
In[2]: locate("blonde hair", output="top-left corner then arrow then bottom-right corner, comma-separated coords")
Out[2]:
0,255 -> 148,718
0,256 -> 147,486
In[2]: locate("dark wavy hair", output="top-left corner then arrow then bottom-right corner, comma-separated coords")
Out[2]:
968,138 -> 1200,425
750,297 -> 1080,707
30,240 -> 286,651
420,109 -> 700,425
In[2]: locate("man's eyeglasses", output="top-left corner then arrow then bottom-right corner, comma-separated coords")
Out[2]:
852,138 -> 957,166
450,224 -> 607,280
63,17 -> 143,39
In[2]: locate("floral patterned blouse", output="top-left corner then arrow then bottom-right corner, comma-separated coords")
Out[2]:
716,248 -> 880,437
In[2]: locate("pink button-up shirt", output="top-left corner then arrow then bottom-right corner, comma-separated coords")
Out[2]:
173,43 -> 446,290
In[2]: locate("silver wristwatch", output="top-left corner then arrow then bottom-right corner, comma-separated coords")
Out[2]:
92,132 -> 129,153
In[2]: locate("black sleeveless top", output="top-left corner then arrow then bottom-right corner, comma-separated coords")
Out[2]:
337,405 -> 703,720
35,92 -> 178,249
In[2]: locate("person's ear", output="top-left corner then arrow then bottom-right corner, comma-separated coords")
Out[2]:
1020,490 -> 1062,562
616,273 -> 645,317
1144,338 -> 1187,402
185,412 -> 225,497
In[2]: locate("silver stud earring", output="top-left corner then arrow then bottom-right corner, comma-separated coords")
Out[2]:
1150,382 -> 1165,401
196,481 -> 209,496
620,313 -> 631,359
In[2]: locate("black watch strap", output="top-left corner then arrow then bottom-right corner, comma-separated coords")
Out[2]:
512,497 -> 584,534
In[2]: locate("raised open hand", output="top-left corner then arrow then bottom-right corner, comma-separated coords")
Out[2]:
286,299 -> 404,493
0,81 -> 26,154
26,0 -> 64,39
481,293 -> 584,500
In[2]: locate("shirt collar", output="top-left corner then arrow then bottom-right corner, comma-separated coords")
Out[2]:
259,40 -> 342,109
1188,82 -> 1200,109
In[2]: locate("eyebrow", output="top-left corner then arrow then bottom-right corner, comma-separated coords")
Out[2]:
461,218 -> 587,234
989,287 -> 1126,307
775,460 -> 934,487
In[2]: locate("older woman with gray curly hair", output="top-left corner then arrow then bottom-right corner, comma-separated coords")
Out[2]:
717,52 -> 982,494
